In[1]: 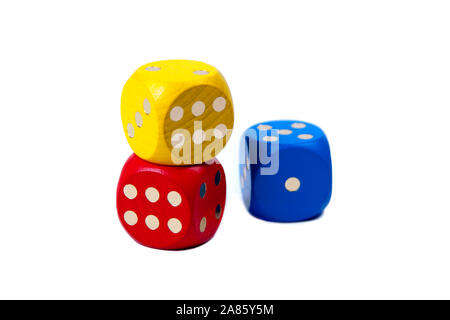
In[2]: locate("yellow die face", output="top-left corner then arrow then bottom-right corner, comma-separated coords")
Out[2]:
121,60 -> 234,165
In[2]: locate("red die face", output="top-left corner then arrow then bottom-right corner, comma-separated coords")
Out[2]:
116,154 -> 226,250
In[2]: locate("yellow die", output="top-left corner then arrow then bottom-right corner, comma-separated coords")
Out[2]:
121,60 -> 234,165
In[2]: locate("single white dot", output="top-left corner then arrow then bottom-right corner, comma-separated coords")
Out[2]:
146,66 -> 161,71
279,129 -> 292,135
291,122 -> 306,129
257,124 -> 272,131
170,106 -> 184,122
168,218 -> 182,233
123,184 -> 137,199
192,129 -> 205,144
171,133 -> 185,149
124,210 -> 138,226
127,123 -> 135,138
214,124 -> 227,139
263,136 -> 278,142
285,177 -> 301,192
143,99 -> 151,115
135,112 -> 143,128
205,158 -> 218,165
213,97 -> 226,112
298,134 -> 314,140
193,70 -> 209,75
145,187 -> 160,203
191,101 -> 205,116
145,215 -> 159,230
167,191 -> 182,207
200,217 -> 207,233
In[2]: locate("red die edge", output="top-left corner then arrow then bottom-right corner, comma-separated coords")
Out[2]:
116,154 -> 226,250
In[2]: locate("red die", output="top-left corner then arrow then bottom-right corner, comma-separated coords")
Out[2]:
116,154 -> 226,250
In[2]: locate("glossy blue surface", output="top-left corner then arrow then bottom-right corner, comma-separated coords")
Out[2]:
239,120 -> 332,222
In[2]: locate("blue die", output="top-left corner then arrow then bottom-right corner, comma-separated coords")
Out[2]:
239,120 -> 332,222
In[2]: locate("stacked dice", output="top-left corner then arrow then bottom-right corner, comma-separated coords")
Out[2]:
117,60 -> 234,250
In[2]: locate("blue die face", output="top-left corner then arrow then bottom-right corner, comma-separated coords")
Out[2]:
239,120 -> 332,222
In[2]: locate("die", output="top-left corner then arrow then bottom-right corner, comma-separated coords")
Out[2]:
121,60 -> 234,166
239,120 -> 332,222
117,154 -> 226,250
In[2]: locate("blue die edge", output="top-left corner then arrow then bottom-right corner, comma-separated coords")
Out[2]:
239,120 -> 332,222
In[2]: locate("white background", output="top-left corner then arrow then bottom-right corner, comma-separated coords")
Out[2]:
0,0 -> 449,299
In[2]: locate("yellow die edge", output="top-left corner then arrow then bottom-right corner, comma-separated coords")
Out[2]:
121,76 -> 161,161
121,60 -> 234,165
